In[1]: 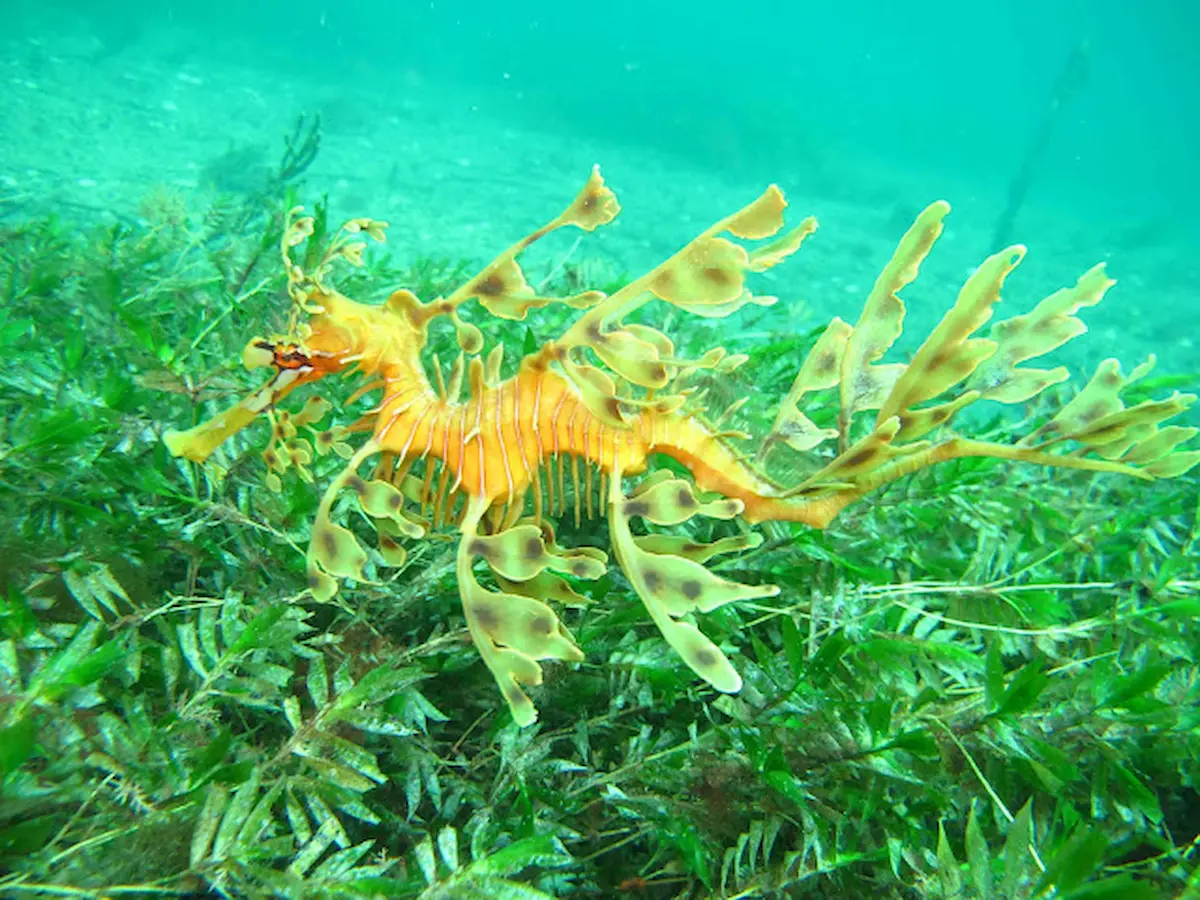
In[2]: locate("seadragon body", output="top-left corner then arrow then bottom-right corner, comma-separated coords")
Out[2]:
166,168 -> 1199,725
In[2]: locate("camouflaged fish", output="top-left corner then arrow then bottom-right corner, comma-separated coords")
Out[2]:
165,167 -> 1199,725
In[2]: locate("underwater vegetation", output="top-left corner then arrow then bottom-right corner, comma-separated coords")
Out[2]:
167,166 -> 1197,728
1,151 -> 1198,898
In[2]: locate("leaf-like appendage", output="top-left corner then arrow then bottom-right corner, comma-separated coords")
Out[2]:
293,396 -> 332,427
651,237 -> 749,308
772,407 -> 839,455
469,256 -> 605,321
310,520 -> 367,582
451,311 -> 483,354
304,439 -> 391,602
1123,426 -> 1199,470
749,217 -> 819,271
350,477 -> 425,538
463,579 -> 583,664
376,530 -> 409,568
723,184 -> 788,239
455,500 -> 593,726
609,472 -> 777,695
622,476 -> 742,526
1034,357 -> 1155,443
990,354 -> 1191,477
558,165 -> 621,232
877,245 -> 1021,429
789,417 -> 929,497
967,263 -> 1114,404
764,318 -> 852,456
634,532 -> 763,563
623,324 -> 675,358
1144,446 -> 1200,478
496,570 -> 594,608
561,357 -> 628,427
469,523 -> 607,582
841,202 -> 948,425
424,165 -> 618,337
585,327 -> 671,389
759,196 -> 1198,501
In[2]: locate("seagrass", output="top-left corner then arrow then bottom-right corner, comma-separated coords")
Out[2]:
166,167 -> 1199,725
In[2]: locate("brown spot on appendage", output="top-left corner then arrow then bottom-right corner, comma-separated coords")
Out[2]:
264,449 -> 279,467
585,321 -> 605,343
624,500 -> 649,518
694,649 -> 717,668
474,604 -> 498,629
475,272 -> 505,296
529,616 -> 552,636
852,372 -> 875,406
643,568 -> 663,592
701,266 -> 733,287
571,561 -> 589,577
380,536 -> 398,550
682,542 -> 704,553
842,447 -> 877,469
579,190 -> 598,213
814,352 -> 837,373
346,475 -> 367,494
504,685 -> 529,707
676,487 -> 696,509
307,573 -> 321,590
603,397 -> 626,422
1081,422 -> 1124,441
650,364 -> 667,383
681,579 -> 702,600
524,536 -> 543,560
468,539 -> 490,559
387,492 -> 403,510
319,528 -> 339,560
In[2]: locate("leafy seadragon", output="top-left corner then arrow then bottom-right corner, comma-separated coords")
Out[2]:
166,167 -> 1199,725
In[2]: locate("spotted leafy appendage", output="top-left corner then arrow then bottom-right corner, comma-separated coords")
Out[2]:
607,472 -> 778,695
305,439 -> 428,603
762,202 -> 1198,509
457,502 -> 608,726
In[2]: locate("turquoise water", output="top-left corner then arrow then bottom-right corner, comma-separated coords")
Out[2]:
3,5 -> 1199,894
3,0 -> 1197,370
14,0 -> 1198,217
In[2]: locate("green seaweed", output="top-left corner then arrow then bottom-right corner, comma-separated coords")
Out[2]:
0,173 -> 1196,899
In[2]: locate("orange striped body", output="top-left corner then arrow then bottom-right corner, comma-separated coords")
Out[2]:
369,360 -> 812,524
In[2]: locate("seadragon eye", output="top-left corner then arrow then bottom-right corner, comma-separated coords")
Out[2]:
242,337 -> 315,372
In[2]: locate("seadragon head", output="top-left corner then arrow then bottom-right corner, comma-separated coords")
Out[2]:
165,170 -> 624,469
164,209 -> 429,464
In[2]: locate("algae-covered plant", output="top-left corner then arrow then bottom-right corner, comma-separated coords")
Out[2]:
1,168 -> 1198,898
